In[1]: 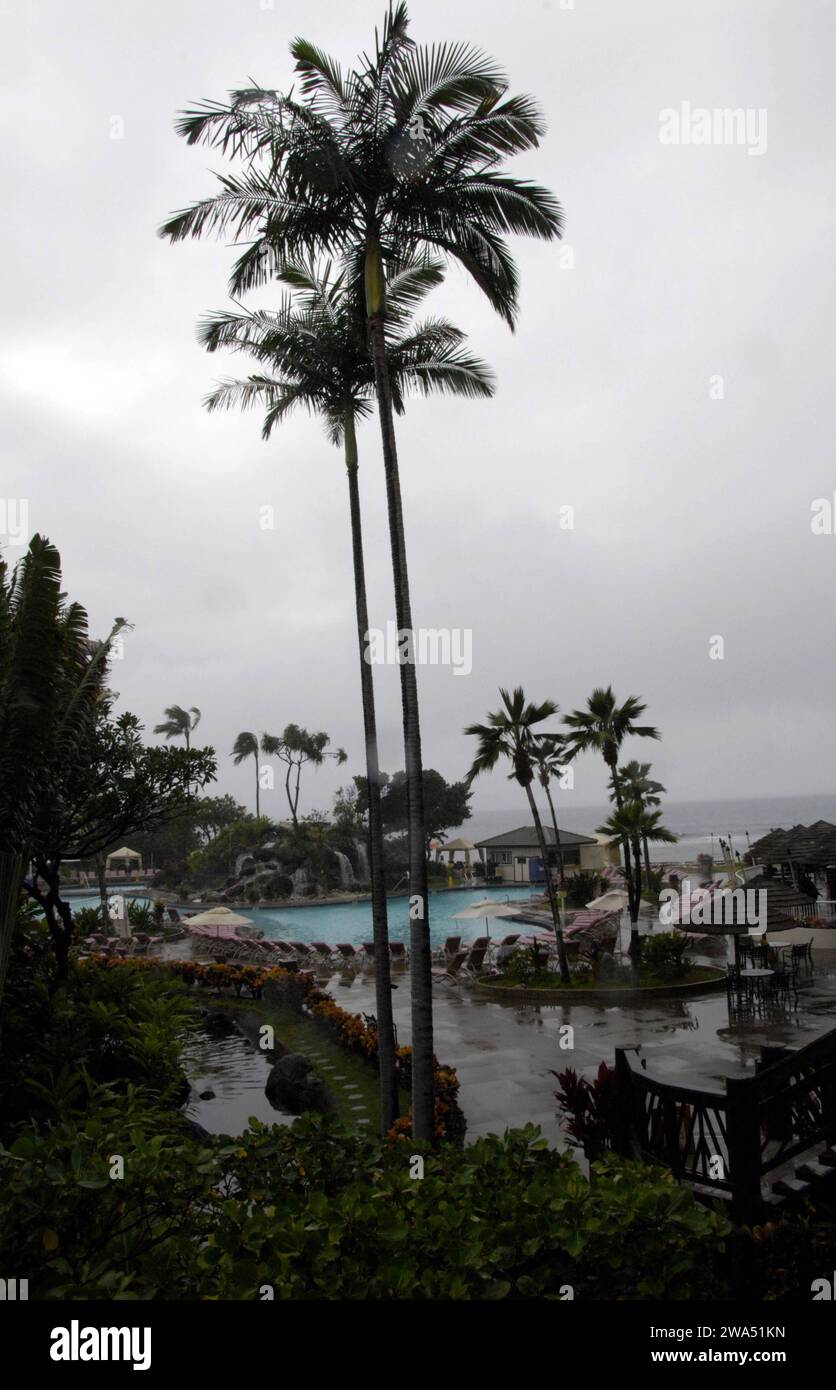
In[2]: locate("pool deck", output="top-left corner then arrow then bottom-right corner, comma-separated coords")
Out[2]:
322,947 -> 836,1145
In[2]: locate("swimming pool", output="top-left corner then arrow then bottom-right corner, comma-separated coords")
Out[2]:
70,885 -> 538,950
246,885 -> 536,949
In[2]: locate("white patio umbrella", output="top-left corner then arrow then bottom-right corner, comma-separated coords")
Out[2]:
586,889 -> 629,912
452,899 -> 521,945
184,906 -> 254,938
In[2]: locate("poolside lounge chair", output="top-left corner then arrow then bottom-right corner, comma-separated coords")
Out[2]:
290,941 -> 314,960
431,950 -> 470,985
432,935 -> 462,963
389,941 -> 409,964
310,941 -> 337,962
464,946 -> 489,977
359,942 -> 376,962
335,943 -> 362,964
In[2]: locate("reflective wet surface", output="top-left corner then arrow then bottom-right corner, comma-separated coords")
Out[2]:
324,946 -> 836,1144
182,1022 -> 294,1135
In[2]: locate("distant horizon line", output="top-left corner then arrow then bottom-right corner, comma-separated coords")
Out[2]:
469,791 -> 836,813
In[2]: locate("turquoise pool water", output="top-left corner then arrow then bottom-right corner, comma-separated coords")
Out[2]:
246,885 -> 536,948
70,885 -> 537,950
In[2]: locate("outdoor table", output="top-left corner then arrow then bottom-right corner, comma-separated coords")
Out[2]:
739,968 -> 774,978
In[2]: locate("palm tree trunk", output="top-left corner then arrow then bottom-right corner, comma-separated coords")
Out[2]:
255,753 -> 260,820
366,240 -> 434,1143
543,779 -> 567,889
642,832 -> 652,885
609,761 -> 635,955
95,853 -> 108,925
523,782 -> 570,983
629,834 -> 643,963
0,850 -> 24,1032
345,411 -> 399,1133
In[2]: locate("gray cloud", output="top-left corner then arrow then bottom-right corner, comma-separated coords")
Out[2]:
3,0 -> 834,822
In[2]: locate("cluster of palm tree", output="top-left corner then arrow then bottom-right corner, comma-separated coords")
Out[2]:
564,687 -> 675,961
465,685 -> 675,975
232,725 -> 346,828
160,3 -> 563,1138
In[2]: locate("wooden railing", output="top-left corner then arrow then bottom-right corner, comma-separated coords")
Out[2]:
614,1024 -> 836,1220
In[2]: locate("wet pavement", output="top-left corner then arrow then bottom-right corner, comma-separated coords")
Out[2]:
324,945 -> 836,1145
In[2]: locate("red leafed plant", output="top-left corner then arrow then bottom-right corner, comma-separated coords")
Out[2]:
553,1061 -> 620,1160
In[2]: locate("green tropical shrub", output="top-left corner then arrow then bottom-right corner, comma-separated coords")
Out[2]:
0,1109 -> 729,1300
641,931 -> 692,981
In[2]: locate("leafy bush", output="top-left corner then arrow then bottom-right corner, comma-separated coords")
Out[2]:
564,872 -> 603,908
71,905 -> 107,934
641,931 -> 692,981
126,899 -> 153,928
502,945 -> 538,984
553,1062 -> 622,1159
0,1110 -> 729,1300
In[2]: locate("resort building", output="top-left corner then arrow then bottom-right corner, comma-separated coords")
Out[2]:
749,819 -> 836,906
476,825 -> 619,884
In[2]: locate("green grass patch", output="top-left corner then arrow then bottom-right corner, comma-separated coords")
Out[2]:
206,997 -> 406,1132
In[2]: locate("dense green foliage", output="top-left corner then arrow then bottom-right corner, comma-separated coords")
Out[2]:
0,1103 -> 730,1300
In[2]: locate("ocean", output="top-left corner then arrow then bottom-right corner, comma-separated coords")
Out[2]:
464,794 -> 836,865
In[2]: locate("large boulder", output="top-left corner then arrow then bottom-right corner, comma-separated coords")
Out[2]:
265,1053 -> 336,1116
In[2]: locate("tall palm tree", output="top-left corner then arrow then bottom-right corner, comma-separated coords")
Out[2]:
154,705 -> 202,752
231,731 -> 261,818
562,687 -> 659,891
160,2 -> 563,1140
612,760 -> 666,884
532,731 -> 569,890
201,258 -> 492,1133
597,803 -> 677,960
465,688 -> 570,983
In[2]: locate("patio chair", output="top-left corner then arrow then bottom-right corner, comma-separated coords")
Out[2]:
432,935 -> 461,963
335,943 -> 362,964
790,937 -> 814,965
289,941 -> 314,960
431,950 -> 470,985
464,946 -> 489,978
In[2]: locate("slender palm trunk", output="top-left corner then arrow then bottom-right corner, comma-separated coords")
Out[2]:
95,853 -> 108,925
523,782 -> 570,983
254,754 -> 260,820
629,834 -> 643,963
345,411 -> 399,1132
542,778 -> 566,889
609,761 -> 635,954
0,850 -> 24,1033
642,832 -> 652,885
366,241 -> 434,1142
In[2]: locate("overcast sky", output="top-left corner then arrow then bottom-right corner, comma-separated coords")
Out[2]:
2,0 -> 834,826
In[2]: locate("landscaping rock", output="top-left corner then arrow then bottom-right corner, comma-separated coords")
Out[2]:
265,1053 -> 336,1115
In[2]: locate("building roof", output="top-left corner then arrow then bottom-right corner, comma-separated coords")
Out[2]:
740,874 -> 817,908
750,819 -> 836,865
475,825 -> 597,850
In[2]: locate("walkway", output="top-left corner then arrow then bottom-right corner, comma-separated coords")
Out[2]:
325,946 -> 836,1144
